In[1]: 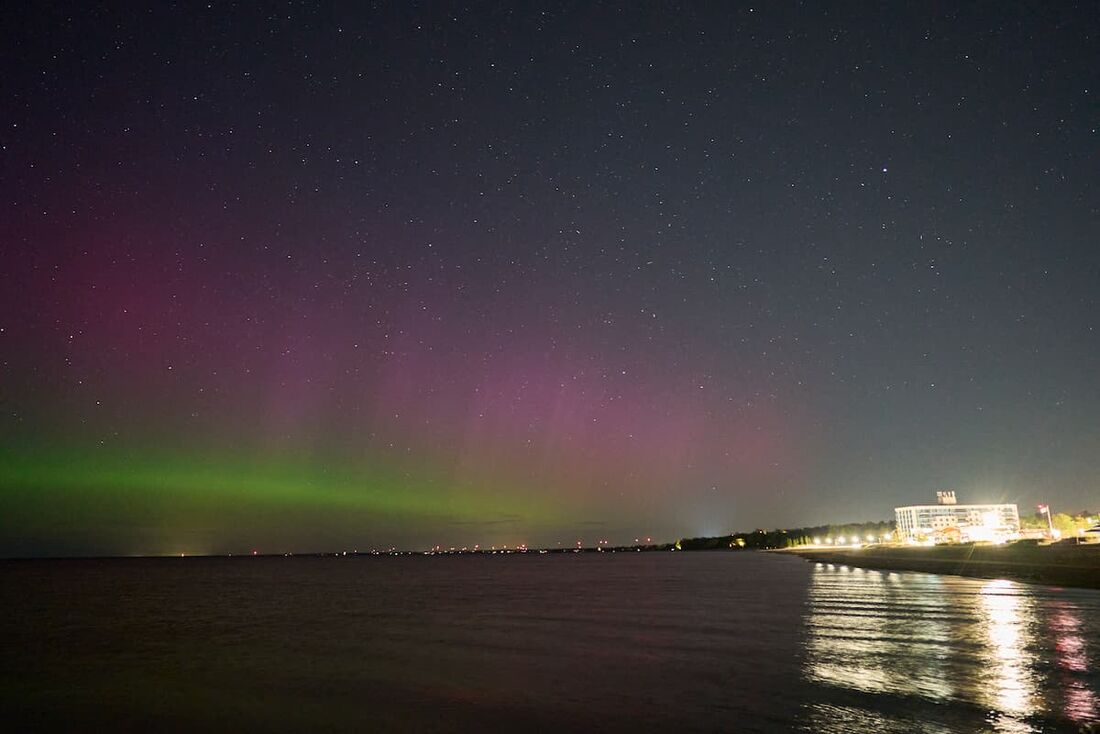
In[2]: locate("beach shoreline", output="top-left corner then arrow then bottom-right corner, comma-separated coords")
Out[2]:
785,543 -> 1100,589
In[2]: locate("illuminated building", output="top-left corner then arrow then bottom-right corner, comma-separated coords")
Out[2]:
894,491 -> 1020,543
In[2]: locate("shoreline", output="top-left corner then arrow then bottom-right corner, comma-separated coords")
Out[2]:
786,544 -> 1100,590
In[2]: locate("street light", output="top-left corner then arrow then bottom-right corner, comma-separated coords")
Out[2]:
1039,504 -> 1054,538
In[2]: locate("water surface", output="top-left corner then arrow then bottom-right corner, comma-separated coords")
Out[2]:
2,552 -> 1097,732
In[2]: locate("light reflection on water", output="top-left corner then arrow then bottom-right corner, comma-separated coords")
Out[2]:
979,579 -> 1038,732
1050,599 -> 1098,724
803,563 -> 1100,733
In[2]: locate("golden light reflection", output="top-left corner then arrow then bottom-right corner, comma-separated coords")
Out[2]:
976,579 -> 1040,733
804,564 -> 953,701
801,565 -> 1100,733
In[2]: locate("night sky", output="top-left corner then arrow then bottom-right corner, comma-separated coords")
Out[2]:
2,2 -> 1097,556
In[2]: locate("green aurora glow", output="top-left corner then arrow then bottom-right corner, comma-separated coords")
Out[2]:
0,446 -> 567,556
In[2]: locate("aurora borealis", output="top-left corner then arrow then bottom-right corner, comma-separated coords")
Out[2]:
2,2 -> 1097,556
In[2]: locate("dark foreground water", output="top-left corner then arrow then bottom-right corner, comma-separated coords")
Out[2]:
2,552 -> 1098,733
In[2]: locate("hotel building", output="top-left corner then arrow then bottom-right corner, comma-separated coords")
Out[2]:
894,491 -> 1020,543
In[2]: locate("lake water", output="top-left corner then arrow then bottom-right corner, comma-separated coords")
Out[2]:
2,552 -> 1098,732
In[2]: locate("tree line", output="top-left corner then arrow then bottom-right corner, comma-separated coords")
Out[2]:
676,520 -> 896,551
